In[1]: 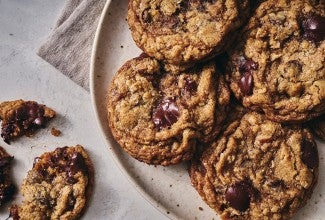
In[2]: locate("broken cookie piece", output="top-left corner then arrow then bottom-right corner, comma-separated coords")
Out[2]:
0,146 -> 15,206
9,145 -> 93,220
0,100 -> 56,144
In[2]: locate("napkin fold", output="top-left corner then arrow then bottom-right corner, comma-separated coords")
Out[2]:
37,0 -> 106,91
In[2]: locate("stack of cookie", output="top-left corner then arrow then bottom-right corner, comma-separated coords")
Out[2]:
107,0 -> 324,219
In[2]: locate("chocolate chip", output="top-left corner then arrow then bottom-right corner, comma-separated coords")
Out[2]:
65,152 -> 88,184
237,57 -> 257,96
1,123 -> 16,144
239,58 -> 258,74
33,117 -> 45,126
66,193 -> 76,211
182,77 -> 197,96
225,181 -> 259,212
68,152 -> 88,174
239,72 -> 253,96
302,13 -> 325,42
153,98 -> 180,130
142,9 -> 152,23
225,183 -> 250,211
301,139 -> 318,169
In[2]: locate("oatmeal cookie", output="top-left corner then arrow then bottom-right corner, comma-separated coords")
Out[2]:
0,100 -> 56,144
226,0 -> 325,122
127,0 -> 250,65
0,146 -> 15,206
189,112 -> 319,219
107,56 -> 230,165
10,145 -> 93,220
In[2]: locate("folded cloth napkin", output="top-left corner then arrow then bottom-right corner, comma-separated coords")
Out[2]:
37,0 -> 107,91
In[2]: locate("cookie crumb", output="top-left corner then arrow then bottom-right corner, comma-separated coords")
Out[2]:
51,127 -> 61,137
199,207 -> 204,211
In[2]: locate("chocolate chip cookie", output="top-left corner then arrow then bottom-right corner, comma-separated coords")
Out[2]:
0,146 -> 15,206
107,56 -> 230,166
226,0 -> 325,123
127,0 -> 250,65
189,112 -> 319,219
0,100 -> 56,144
10,145 -> 93,220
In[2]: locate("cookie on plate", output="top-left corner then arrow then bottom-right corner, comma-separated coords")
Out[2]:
189,112 -> 319,219
10,145 -> 93,220
226,0 -> 325,123
107,55 -> 230,166
127,0 -> 250,65
0,100 -> 56,144
0,146 -> 15,206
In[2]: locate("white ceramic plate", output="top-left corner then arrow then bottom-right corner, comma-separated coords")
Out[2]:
90,1 -> 325,219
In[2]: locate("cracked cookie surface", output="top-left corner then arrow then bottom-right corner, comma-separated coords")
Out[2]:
226,0 -> 325,122
107,56 -> 230,165
189,112 -> 319,219
10,145 -> 93,220
128,0 -> 250,65
0,100 -> 56,144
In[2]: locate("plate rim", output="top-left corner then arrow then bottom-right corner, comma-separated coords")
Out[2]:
89,1 -> 176,219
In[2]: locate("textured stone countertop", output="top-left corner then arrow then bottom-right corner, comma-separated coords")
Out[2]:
0,1 -> 167,219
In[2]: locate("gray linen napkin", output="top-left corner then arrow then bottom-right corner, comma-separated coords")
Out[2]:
37,0 -> 106,91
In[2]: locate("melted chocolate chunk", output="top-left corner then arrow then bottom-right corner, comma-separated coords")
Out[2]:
239,72 -> 253,96
65,152 -> 88,184
66,192 -> 76,211
1,124 -> 16,144
225,181 -> 259,212
302,13 -> 325,42
182,77 -> 197,96
301,139 -> 318,169
237,57 -> 257,96
238,58 -> 258,74
1,101 -> 48,144
153,98 -> 180,130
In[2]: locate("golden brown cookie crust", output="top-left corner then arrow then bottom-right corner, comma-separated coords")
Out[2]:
10,145 -> 94,220
226,0 -> 325,123
127,0 -> 250,65
107,56 -> 230,165
190,112 -> 319,219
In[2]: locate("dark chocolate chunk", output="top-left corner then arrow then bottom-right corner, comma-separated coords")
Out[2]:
65,152 -> 88,184
302,13 -> 325,42
182,77 -> 197,96
239,72 -> 253,96
142,9 -> 152,23
153,98 -> 180,130
301,139 -> 318,169
225,180 -> 259,212
225,183 -> 250,211
238,58 -> 258,74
